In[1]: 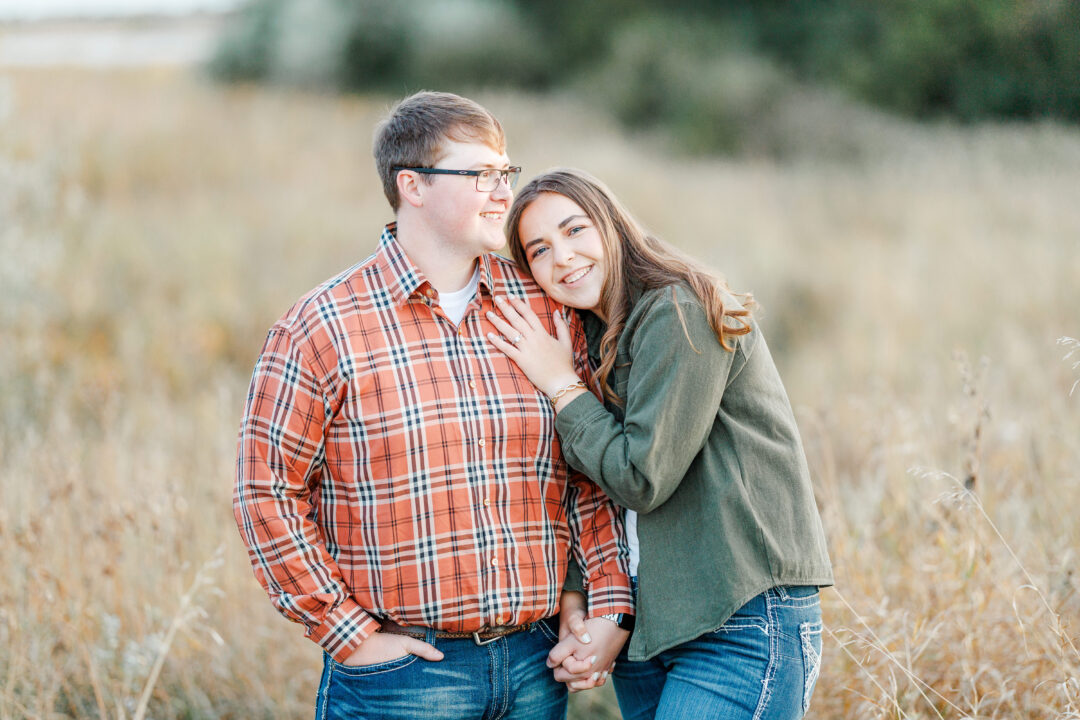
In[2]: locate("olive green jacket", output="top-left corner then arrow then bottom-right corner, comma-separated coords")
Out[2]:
558,283 -> 833,661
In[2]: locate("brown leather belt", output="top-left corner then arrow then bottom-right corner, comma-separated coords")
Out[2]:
379,618 -> 530,646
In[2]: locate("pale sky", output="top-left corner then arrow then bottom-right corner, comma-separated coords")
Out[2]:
0,0 -> 241,20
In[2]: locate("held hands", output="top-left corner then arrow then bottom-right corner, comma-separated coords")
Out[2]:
341,631 -> 443,667
548,592 -> 629,692
486,296 -> 582,402
548,617 -> 629,692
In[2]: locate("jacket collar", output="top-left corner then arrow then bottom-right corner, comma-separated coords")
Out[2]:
578,275 -> 647,355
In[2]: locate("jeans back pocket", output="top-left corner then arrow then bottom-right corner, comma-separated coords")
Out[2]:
798,621 -> 822,713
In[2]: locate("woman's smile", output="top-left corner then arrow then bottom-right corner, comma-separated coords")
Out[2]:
561,265 -> 594,285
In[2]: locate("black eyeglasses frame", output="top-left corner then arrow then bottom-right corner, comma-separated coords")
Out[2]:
392,165 -> 522,191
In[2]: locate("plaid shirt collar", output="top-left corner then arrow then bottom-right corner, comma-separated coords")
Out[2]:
377,222 -> 497,307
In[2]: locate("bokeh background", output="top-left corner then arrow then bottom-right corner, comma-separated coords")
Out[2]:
2,1 -> 1078,718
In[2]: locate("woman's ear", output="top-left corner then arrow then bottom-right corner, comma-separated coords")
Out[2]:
397,170 -> 424,208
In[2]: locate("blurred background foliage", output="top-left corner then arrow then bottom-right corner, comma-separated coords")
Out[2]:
209,0 -> 1080,155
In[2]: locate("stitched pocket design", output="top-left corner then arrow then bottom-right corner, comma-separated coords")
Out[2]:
535,617 -> 561,645
799,621 -> 823,713
331,652 -> 418,678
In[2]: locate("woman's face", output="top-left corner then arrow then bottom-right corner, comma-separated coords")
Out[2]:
517,192 -> 608,314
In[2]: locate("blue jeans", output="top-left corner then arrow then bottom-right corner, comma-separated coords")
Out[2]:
612,586 -> 823,720
315,618 -> 567,720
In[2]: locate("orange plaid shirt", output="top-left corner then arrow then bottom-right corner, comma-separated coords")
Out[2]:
234,224 -> 633,662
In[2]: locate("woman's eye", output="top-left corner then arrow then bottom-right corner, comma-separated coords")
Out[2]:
530,247 -> 548,260
567,226 -> 584,235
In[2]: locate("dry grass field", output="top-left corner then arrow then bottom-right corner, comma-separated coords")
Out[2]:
1,68 -> 1078,719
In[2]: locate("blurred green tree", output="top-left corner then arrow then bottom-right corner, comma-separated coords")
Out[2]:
746,0 -> 1080,121
210,0 -> 546,92
210,0 -> 1080,152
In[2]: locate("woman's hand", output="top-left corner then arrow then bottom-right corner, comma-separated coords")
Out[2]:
486,296 -> 582,401
548,591 -> 626,692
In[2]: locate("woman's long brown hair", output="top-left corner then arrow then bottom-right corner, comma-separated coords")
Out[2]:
506,168 -> 753,405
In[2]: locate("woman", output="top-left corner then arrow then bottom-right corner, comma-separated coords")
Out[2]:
485,169 -> 834,719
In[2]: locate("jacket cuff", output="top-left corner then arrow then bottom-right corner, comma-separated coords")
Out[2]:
555,390 -> 604,435
306,598 -> 381,663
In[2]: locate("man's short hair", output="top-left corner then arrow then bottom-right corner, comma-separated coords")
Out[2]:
374,91 -> 507,211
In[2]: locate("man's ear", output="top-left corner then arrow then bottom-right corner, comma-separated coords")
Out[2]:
397,170 -> 425,208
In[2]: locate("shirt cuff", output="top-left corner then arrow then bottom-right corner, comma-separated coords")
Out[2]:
306,597 -> 382,663
584,574 -> 635,617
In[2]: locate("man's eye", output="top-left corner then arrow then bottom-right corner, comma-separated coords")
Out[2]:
479,170 -> 496,181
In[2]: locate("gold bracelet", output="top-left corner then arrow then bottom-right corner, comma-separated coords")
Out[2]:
549,379 -> 587,408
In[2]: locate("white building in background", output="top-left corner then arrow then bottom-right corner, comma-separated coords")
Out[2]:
0,0 -> 242,67
0,0 -> 241,20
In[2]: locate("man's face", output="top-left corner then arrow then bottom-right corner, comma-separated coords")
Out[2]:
419,139 -> 513,258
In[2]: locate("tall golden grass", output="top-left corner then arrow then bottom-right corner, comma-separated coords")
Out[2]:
1,68 -> 1078,719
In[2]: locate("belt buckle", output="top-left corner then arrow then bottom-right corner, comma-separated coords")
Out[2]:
472,629 -> 500,646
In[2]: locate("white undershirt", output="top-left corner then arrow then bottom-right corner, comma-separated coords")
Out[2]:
625,509 -> 640,576
438,265 -> 480,326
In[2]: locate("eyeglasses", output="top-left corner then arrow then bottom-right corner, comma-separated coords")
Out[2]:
393,165 -> 522,192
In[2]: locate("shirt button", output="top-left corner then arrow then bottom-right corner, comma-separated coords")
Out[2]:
495,615 -> 505,625
478,438 -> 485,447
490,557 -> 498,567
469,380 -> 477,389
483,497 -> 490,506
426,288 -> 435,298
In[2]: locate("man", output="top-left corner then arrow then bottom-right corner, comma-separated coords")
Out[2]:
234,91 -> 633,719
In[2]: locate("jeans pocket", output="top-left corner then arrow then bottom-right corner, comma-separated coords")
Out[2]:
776,585 -> 821,608
799,621 -> 822,713
534,616 -> 561,645
330,652 -> 418,678
712,616 -> 769,635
